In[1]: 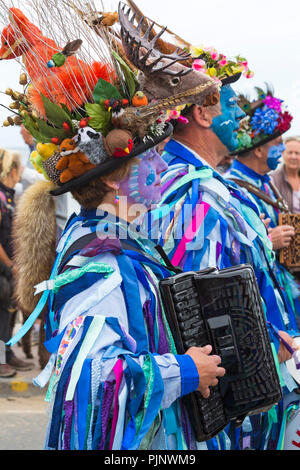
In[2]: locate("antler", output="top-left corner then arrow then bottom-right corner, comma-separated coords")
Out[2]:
125,0 -> 193,57
118,2 -> 191,77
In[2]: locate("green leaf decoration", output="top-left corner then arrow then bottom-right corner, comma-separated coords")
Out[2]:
37,119 -> 69,141
111,50 -> 139,99
41,94 -> 73,128
59,103 -> 72,118
22,114 -> 49,143
85,102 -> 112,136
93,77 -> 122,104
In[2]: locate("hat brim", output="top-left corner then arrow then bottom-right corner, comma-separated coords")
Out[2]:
50,122 -> 173,196
221,73 -> 242,86
232,128 -> 287,157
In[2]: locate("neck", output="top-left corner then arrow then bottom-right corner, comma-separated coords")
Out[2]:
285,165 -> 300,179
237,156 -> 265,176
100,193 -> 147,224
0,176 -> 14,189
174,130 -> 227,169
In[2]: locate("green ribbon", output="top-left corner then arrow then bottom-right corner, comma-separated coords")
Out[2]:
160,168 -> 213,203
43,262 -> 115,294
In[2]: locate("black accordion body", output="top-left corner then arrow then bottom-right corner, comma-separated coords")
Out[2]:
159,264 -> 282,442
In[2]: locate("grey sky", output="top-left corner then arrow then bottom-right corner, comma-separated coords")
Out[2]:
0,0 -> 299,151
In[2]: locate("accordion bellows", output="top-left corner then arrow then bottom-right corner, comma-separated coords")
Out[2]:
159,264 -> 282,442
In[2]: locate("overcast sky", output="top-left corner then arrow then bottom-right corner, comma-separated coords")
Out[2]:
0,0 -> 299,151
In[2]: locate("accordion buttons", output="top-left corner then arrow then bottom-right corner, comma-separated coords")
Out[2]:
217,335 -> 233,347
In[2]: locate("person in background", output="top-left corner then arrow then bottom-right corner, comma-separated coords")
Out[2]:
226,88 -> 300,327
271,136 -> 300,213
149,79 -> 300,449
0,148 -> 33,377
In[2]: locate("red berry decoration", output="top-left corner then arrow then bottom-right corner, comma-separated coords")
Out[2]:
63,121 -> 71,132
79,118 -> 88,128
51,137 -> 60,145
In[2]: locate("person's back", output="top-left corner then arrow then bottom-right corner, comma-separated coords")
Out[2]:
148,94 -> 300,450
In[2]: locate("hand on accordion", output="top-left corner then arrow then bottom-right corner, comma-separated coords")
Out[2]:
278,330 -> 300,363
185,345 -> 226,399
268,225 -> 295,250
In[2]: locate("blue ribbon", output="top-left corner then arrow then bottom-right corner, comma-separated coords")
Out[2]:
47,316 -> 93,449
117,254 -> 149,353
77,358 -> 92,450
6,290 -> 49,347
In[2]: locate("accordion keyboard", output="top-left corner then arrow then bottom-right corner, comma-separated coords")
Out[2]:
160,266 -> 282,442
170,276 -> 229,438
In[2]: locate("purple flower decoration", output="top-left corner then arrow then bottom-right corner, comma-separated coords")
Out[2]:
250,106 -> 279,135
262,95 -> 283,113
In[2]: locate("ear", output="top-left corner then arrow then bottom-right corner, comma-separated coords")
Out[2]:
8,8 -> 30,27
102,178 -> 120,191
192,105 -> 214,129
8,7 -> 42,39
253,145 -> 266,160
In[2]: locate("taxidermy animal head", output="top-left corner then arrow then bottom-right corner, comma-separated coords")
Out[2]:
118,3 -> 220,109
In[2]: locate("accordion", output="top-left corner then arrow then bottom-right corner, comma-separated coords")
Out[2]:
159,264 -> 282,442
278,213 -> 300,270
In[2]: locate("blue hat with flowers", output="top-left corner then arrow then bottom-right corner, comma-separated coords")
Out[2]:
234,84 -> 293,156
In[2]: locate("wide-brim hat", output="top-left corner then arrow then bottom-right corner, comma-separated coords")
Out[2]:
50,122 -> 173,196
221,73 -> 242,87
232,85 -> 293,156
1,1 -> 221,197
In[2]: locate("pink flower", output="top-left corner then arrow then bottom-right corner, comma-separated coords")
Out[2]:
210,51 -> 219,61
262,95 -> 282,112
170,110 -> 180,119
178,115 -> 189,124
193,59 -> 206,71
241,60 -> 248,70
244,70 -> 254,79
218,57 -> 228,67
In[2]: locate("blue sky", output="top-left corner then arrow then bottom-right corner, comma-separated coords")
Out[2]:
0,0 -> 299,151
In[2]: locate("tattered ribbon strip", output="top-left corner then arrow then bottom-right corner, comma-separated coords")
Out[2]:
34,262 -> 115,295
268,322 -> 300,370
171,201 -> 211,267
65,315 -> 106,402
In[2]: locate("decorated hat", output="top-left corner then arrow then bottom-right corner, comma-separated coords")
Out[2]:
0,2 -> 220,196
233,84 -> 293,156
166,44 -> 254,124
118,2 -> 254,124
190,45 -> 254,86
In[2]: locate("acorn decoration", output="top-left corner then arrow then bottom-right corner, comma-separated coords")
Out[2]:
19,73 -> 28,86
3,117 -> 14,127
3,85 -> 31,127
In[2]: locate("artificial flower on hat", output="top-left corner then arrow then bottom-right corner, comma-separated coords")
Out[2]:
165,42 -> 254,124
234,84 -> 293,155
191,45 -> 254,85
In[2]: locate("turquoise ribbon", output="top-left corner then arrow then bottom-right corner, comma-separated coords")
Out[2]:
6,290 -> 49,347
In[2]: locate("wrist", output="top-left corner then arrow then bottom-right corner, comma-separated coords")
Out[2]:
175,354 -> 199,396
